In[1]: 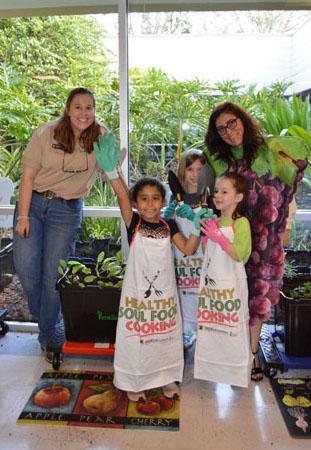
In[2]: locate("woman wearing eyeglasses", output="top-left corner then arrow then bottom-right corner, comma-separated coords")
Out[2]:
13,87 -> 123,360
204,101 -> 309,381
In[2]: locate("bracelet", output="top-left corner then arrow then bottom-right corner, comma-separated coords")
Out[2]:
17,216 -> 29,220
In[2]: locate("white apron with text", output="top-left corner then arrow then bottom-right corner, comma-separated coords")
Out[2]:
194,224 -> 253,388
113,218 -> 184,392
174,212 -> 203,334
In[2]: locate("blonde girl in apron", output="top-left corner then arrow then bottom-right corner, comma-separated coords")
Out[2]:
93,133 -> 203,401
194,173 -> 253,388
163,150 -> 208,345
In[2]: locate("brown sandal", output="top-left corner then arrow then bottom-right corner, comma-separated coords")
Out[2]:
251,351 -> 263,381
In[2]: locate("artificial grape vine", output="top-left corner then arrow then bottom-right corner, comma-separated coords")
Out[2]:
229,157 -> 308,325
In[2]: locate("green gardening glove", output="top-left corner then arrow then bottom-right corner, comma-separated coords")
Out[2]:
191,208 -> 217,236
93,132 -> 121,179
176,204 -> 195,220
162,200 -> 177,220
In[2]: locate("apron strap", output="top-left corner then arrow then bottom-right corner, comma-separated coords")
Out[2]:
129,215 -> 142,247
159,216 -> 171,232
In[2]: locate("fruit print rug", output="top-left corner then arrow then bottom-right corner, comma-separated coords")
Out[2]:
269,377 -> 311,437
17,370 -> 179,431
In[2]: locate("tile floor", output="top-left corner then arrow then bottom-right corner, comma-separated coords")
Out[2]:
0,328 -> 310,450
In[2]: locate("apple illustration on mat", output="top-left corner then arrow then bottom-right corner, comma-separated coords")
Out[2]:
33,385 -> 71,408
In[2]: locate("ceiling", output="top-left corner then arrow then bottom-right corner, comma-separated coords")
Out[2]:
1,0 -> 311,17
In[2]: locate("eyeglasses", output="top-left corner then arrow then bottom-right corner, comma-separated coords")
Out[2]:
62,151 -> 88,173
216,118 -> 239,136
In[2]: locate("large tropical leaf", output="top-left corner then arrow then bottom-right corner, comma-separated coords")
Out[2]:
287,125 -> 311,151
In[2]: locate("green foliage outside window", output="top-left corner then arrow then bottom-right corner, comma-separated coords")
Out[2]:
0,15 -> 311,247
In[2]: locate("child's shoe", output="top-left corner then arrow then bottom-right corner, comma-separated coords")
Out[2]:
127,391 -> 146,402
162,382 -> 180,399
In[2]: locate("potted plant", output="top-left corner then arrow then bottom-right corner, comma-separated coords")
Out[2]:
57,251 -> 125,343
74,224 -> 111,259
288,281 -> 311,299
89,225 -> 111,258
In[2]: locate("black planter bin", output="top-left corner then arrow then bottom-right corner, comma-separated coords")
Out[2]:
56,282 -> 121,344
283,294 -> 311,357
284,249 -> 311,267
275,274 -> 311,357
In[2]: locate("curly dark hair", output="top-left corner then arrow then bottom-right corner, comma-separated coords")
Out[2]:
54,87 -> 102,154
130,177 -> 166,203
205,102 -> 266,168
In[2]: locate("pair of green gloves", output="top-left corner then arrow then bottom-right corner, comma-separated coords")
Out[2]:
163,200 -> 217,236
93,132 -> 120,180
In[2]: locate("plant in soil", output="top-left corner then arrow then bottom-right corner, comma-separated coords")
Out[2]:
289,281 -> 311,299
283,257 -> 298,279
58,251 -> 126,289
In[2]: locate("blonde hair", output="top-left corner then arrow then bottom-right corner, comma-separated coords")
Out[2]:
177,149 -> 206,191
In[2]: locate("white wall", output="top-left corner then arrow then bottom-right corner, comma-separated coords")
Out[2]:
106,33 -> 293,90
289,18 -> 311,95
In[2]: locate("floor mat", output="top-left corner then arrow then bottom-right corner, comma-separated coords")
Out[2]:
270,377 -> 311,437
17,370 -> 179,431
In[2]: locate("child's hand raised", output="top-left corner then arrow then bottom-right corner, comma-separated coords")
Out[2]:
93,132 -> 120,179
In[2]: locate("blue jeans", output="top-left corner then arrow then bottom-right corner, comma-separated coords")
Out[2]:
13,191 -> 83,347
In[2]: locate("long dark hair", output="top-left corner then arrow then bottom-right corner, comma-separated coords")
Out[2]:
216,172 -> 249,220
205,102 -> 265,168
54,87 -> 101,154
130,177 -> 166,203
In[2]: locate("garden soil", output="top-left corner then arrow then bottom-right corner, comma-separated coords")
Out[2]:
0,276 -> 35,322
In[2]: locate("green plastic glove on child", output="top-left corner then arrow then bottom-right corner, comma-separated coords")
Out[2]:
93,132 -> 121,180
162,200 -> 177,220
176,204 -> 195,220
191,208 -> 218,237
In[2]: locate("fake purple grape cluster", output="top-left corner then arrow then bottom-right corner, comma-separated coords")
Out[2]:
229,157 -> 308,325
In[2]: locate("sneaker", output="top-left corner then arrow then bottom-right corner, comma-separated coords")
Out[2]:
44,349 -> 53,364
127,391 -> 146,402
183,331 -> 196,349
162,382 -> 180,399
41,347 -> 53,364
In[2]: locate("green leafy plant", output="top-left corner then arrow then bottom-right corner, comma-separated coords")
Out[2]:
259,95 -> 311,136
88,223 -> 111,240
77,178 -> 121,242
58,251 -> 126,289
284,257 -> 297,280
92,251 -> 126,288
58,259 -> 91,288
289,282 -> 311,299
287,219 -> 311,251
284,125 -> 311,192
